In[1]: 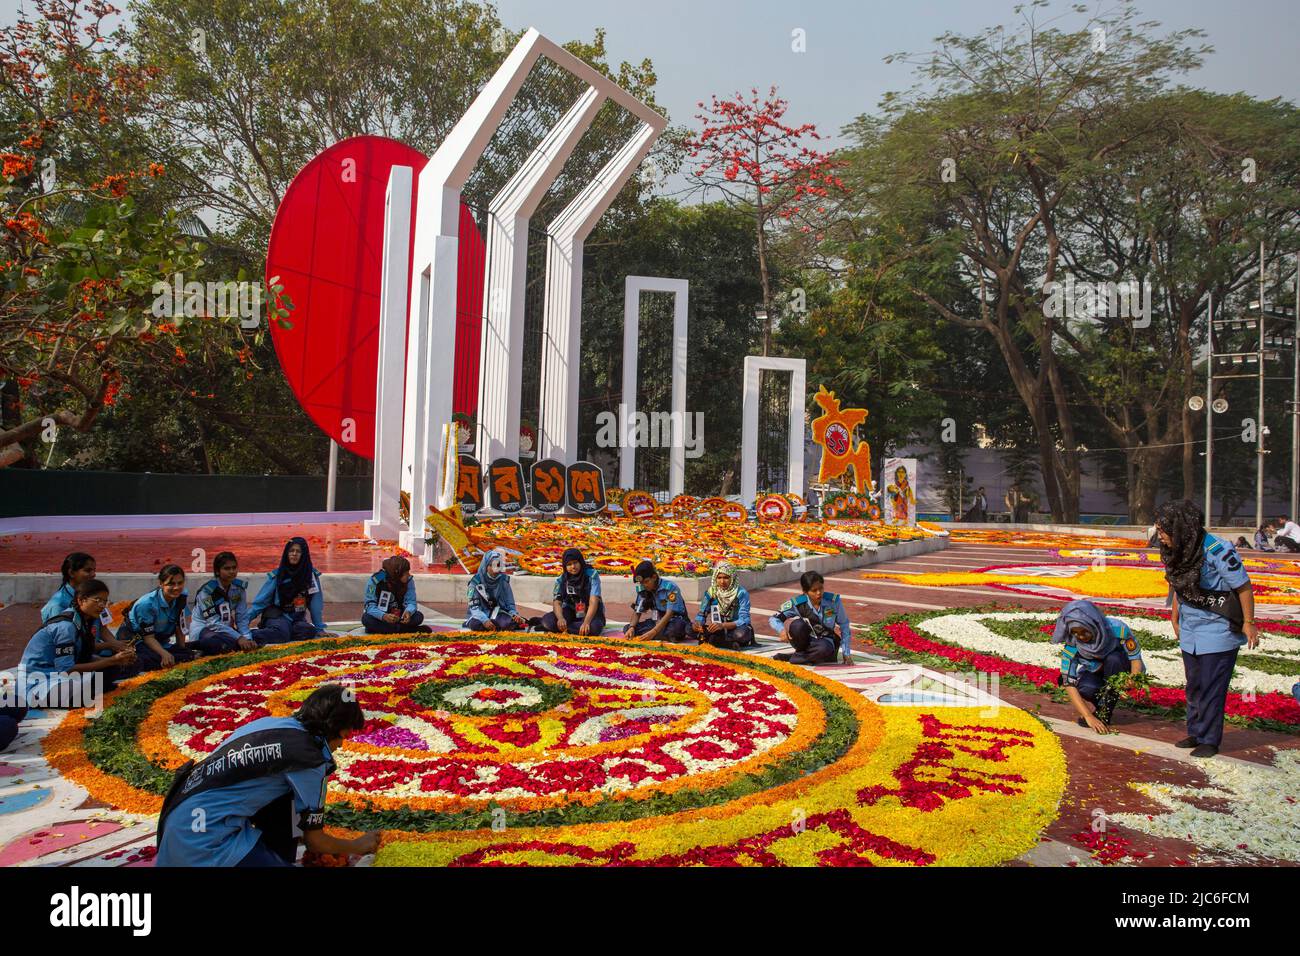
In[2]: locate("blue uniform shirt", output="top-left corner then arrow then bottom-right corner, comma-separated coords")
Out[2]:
20,611 -> 97,677
551,568 -> 602,616
633,580 -> 687,618
769,592 -> 851,640
40,583 -> 75,624
193,578 -> 252,639
249,570 -> 326,634
365,570 -> 419,618
155,716 -> 333,867
466,573 -> 517,623
696,588 -> 752,628
1177,534 -> 1251,655
128,588 -> 190,645
1060,619 -> 1146,686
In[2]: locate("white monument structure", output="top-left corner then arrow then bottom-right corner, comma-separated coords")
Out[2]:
362,29 -> 667,559
740,355 -> 807,504
620,276 -> 689,497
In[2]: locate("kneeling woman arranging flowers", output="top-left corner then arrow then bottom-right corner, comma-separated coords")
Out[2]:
1051,599 -> 1146,734
155,684 -> 382,866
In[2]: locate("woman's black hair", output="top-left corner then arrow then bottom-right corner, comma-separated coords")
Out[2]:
75,578 -> 109,600
60,552 -> 95,585
157,563 -> 185,583
212,551 -> 238,574
800,570 -> 825,592
295,684 -> 366,741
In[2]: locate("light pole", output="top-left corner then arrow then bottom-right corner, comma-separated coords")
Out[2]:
1256,241 -> 1266,531
1204,293 -> 1214,523
1292,252 -> 1299,521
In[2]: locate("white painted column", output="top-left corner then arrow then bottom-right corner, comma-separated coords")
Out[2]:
476,88 -> 603,462
539,123 -> 661,463
740,356 -> 806,504
365,165 -> 412,540
619,276 -> 688,495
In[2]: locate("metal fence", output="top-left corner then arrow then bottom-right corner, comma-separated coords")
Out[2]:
0,469 -> 372,517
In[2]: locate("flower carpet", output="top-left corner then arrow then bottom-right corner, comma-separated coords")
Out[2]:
14,632 -> 1067,867
866,608 -> 1300,729
452,515 -> 931,576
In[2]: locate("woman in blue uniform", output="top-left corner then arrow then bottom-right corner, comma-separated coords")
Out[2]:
464,549 -> 525,632
40,551 -> 129,658
124,565 -> 198,670
1155,499 -> 1258,758
19,579 -> 137,706
769,571 -> 851,665
249,537 -> 328,644
692,561 -> 755,650
155,684 -> 382,867
623,560 -> 689,642
363,556 -> 432,634
41,552 -> 96,623
191,552 -> 261,655
1051,599 -> 1146,733
541,548 -> 604,636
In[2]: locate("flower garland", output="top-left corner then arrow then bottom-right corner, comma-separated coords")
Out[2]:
46,632 -> 1067,866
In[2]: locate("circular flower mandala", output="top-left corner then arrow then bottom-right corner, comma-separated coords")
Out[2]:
45,634 -> 1068,867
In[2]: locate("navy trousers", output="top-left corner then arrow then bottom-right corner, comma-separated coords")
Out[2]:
1073,646 -> 1131,723
363,610 -> 431,634
467,612 -> 518,632
629,615 -> 688,642
254,615 -> 318,645
701,623 -> 756,649
540,606 -> 607,635
0,705 -> 27,752
1182,647 -> 1239,747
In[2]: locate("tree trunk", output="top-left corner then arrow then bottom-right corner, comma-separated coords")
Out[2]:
754,184 -> 772,355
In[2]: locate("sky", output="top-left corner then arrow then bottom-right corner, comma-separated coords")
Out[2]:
2,0 -> 1296,195
490,0 -> 1300,144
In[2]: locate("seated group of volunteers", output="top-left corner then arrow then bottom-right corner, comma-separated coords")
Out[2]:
14,539 -> 854,717
0,498 -> 1275,866
467,546 -> 851,665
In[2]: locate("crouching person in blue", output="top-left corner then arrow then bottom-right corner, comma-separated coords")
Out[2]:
190,552 -> 261,656
364,556 -> 432,634
769,571 -> 851,665
465,549 -> 526,632
19,579 -> 138,707
541,548 -> 605,636
1051,599 -> 1145,734
250,536 -> 328,644
122,565 -> 200,671
692,561 -> 755,650
623,560 -> 689,642
155,684 -> 382,866
1156,499 -> 1258,759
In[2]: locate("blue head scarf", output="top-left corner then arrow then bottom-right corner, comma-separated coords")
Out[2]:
1051,599 -> 1117,659
471,548 -> 510,607
274,536 -> 315,606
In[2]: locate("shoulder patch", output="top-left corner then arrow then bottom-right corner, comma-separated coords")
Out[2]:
1124,637 -> 1139,654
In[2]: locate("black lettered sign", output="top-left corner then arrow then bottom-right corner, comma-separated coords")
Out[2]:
488,458 -> 527,514
530,458 -> 566,514
565,461 -> 607,514
456,455 -> 483,517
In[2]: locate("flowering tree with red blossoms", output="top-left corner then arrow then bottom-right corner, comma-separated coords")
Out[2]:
684,86 -> 845,354
0,1 -> 280,468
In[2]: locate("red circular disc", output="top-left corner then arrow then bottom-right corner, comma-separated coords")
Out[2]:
265,135 -> 486,458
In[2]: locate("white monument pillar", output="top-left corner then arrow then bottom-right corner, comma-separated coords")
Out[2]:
740,356 -> 806,504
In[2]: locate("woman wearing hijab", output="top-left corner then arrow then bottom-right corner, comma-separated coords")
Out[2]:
692,561 -> 755,650
363,555 -> 432,634
464,549 -> 526,632
541,548 -> 604,636
249,537 -> 328,644
1154,499 -> 1258,758
1051,599 -> 1146,734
